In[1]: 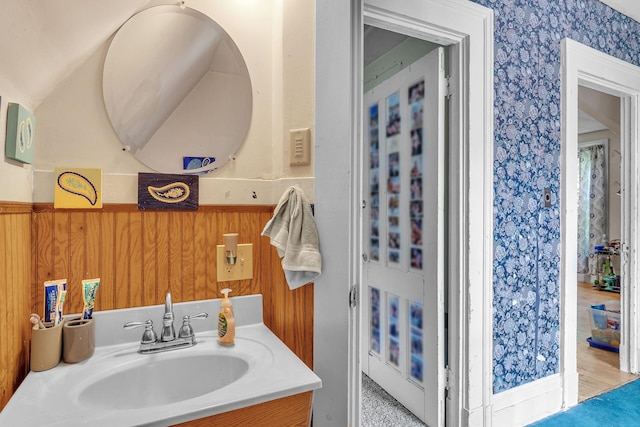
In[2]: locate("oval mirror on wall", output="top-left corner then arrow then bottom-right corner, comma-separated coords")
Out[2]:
103,5 -> 252,174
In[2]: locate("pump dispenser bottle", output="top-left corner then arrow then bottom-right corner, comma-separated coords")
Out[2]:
217,288 -> 235,346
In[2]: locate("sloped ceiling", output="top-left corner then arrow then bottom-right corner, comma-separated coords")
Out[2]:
0,1 -> 638,110
0,0 -> 150,108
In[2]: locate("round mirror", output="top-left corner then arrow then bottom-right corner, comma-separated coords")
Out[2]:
103,5 -> 252,174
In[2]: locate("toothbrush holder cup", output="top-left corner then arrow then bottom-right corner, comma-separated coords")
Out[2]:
62,318 -> 95,363
30,320 -> 64,371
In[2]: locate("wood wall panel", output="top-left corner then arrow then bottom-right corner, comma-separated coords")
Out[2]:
0,202 -> 313,411
0,203 -> 32,411
100,211 -> 116,311
193,214 -> 206,302
142,211 -> 158,306
31,204 -> 313,370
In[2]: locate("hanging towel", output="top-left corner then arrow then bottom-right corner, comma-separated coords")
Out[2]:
261,185 -> 321,289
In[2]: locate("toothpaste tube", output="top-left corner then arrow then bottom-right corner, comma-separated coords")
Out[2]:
44,279 -> 67,324
82,278 -> 100,320
44,283 -> 57,324
56,290 -> 67,326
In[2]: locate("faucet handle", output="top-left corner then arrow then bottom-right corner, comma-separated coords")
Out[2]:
164,292 -> 173,315
185,312 -> 208,321
178,312 -> 209,338
124,319 -> 157,344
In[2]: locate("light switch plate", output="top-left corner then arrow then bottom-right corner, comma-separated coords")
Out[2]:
216,243 -> 253,282
289,128 -> 311,166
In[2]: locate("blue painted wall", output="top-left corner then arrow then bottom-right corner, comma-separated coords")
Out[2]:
470,0 -> 640,393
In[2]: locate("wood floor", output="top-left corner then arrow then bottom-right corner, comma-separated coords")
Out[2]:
577,281 -> 637,402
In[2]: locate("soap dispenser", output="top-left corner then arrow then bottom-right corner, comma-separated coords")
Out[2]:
218,288 -> 235,346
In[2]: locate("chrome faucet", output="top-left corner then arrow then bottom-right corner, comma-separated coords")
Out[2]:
123,291 -> 208,354
160,292 -> 176,342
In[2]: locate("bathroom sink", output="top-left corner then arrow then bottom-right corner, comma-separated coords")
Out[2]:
79,353 -> 249,410
0,297 -> 321,427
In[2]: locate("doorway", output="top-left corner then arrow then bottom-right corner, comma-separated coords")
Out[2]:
361,29 -> 446,425
575,88 -> 636,401
313,1 -> 494,425
561,38 -> 640,409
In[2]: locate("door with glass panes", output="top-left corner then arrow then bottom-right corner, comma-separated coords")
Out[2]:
362,47 -> 445,426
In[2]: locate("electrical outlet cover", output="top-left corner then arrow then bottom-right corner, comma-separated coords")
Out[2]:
216,243 -> 254,282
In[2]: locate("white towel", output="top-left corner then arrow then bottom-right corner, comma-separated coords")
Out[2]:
261,185 -> 321,289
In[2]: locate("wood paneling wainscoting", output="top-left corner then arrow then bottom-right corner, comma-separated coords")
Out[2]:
0,203 -> 32,410
1,203 -> 313,411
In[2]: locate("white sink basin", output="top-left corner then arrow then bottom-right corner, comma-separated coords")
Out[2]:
0,296 -> 322,427
79,353 -> 249,410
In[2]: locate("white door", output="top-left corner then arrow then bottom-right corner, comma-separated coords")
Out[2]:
362,47 -> 446,426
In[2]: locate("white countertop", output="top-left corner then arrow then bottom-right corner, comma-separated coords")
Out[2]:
0,295 -> 321,427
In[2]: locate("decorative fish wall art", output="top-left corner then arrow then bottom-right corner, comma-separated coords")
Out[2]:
54,168 -> 102,209
137,172 -> 199,211
5,102 -> 36,164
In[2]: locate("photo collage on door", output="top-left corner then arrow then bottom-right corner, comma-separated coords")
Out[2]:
409,79 -> 425,270
409,301 -> 424,383
386,92 -> 401,264
370,286 -> 380,355
388,294 -> 400,367
368,103 -> 380,262
366,77 -> 426,376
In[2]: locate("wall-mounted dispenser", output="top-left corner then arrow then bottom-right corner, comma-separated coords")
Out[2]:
217,233 -> 253,282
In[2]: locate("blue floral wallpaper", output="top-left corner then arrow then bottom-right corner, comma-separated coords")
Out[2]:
470,0 -> 640,393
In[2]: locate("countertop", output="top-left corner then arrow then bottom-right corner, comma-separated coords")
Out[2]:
0,295 -> 321,427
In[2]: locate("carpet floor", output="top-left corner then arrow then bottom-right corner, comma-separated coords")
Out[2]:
361,373 -> 425,426
529,379 -> 640,426
362,374 -> 640,426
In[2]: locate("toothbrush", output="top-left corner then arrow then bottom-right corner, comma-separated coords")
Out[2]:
30,314 -> 46,330
56,290 -> 67,325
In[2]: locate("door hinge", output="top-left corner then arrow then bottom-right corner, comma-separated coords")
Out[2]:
349,285 -> 358,308
444,367 -> 451,397
445,75 -> 452,99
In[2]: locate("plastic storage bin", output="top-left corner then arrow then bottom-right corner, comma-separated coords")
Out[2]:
588,300 -> 620,352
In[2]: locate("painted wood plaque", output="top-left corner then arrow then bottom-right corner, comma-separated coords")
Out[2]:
5,103 -> 36,164
54,168 -> 103,209
137,172 -> 198,211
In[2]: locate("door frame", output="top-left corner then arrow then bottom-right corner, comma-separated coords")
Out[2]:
359,2 -> 495,426
314,0 -> 494,426
313,0 -> 494,427
560,38 -> 640,409
360,47 -> 447,425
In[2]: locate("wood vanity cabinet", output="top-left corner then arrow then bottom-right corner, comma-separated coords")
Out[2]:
172,391 -> 313,427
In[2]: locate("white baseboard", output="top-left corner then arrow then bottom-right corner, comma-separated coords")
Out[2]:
491,374 -> 564,427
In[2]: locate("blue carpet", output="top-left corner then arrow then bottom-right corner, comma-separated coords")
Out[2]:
529,379 -> 640,426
